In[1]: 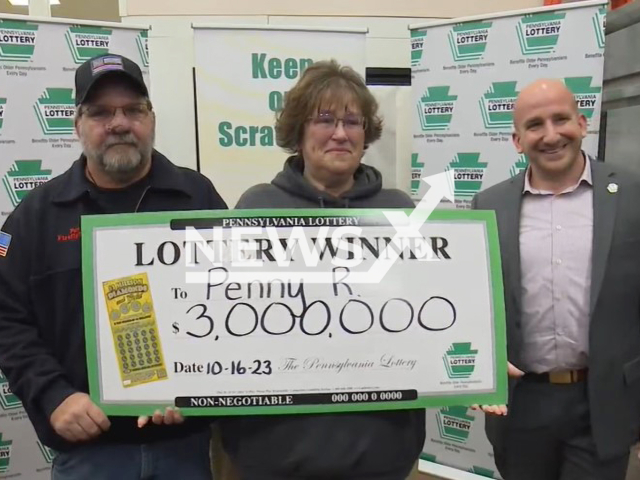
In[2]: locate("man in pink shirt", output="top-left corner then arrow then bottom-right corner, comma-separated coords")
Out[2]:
473,79 -> 640,480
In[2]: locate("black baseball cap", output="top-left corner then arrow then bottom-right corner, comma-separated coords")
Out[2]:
74,54 -> 149,106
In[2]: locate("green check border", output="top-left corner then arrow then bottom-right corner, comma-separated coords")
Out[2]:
82,208 -> 507,416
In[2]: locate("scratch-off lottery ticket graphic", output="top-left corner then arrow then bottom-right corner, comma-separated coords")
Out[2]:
102,273 -> 168,388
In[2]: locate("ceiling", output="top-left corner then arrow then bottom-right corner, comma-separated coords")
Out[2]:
0,0 -> 120,22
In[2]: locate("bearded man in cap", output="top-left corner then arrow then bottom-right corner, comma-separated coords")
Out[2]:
0,54 -> 227,480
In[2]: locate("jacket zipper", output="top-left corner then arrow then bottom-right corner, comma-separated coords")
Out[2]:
134,186 -> 151,213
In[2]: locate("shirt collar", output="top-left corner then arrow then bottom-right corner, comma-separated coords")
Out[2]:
523,152 -> 593,195
52,150 -> 193,204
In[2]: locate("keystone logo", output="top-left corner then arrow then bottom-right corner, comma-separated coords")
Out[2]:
448,21 -> 492,62
0,19 -> 38,62
0,433 -> 12,474
516,12 -> 566,55
0,370 -> 21,411
479,81 -> 519,130
34,88 -> 75,135
65,26 -> 111,64
436,406 -> 475,443
468,467 -> 496,478
137,30 -> 149,67
417,86 -> 458,131
0,97 -> 6,132
37,441 -> 56,464
593,6 -> 606,50
3,160 -> 53,207
445,153 -> 488,200
564,76 -> 602,123
443,342 -> 478,379
411,153 -> 425,196
510,154 -> 529,178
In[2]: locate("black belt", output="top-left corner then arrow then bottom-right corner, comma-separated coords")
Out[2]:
522,369 -> 588,384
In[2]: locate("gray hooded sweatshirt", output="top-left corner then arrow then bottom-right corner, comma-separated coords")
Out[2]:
220,156 -> 426,480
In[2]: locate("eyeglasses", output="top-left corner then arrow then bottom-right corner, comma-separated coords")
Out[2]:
81,102 -> 152,123
308,112 -> 366,132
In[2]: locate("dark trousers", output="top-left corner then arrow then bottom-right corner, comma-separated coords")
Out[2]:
51,431 -> 211,480
494,379 -> 629,480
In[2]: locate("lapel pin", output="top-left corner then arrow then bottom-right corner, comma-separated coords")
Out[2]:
607,183 -> 618,194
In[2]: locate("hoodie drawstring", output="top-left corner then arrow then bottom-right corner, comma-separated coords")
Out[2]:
319,197 -> 325,208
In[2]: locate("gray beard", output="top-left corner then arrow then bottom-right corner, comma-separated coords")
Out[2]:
82,133 -> 154,184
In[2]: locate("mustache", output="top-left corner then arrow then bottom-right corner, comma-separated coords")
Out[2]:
103,134 -> 138,149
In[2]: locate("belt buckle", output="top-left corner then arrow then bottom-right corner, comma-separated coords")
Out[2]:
548,371 -> 573,384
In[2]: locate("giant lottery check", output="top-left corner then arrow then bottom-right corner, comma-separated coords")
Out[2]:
82,208 -> 506,416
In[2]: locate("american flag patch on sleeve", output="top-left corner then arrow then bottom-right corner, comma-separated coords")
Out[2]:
0,231 -> 12,257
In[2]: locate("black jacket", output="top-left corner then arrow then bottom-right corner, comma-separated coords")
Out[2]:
0,150 -> 227,452
221,156 -> 425,479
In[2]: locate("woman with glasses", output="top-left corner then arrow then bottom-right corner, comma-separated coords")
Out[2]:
221,60 -> 425,480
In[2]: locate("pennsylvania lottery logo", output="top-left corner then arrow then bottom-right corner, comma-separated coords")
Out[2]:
410,153 -> 425,196
593,7 -> 606,50
448,21 -> 492,62
443,342 -> 478,379
445,153 -> 488,200
411,30 -> 427,67
0,433 -> 12,474
564,76 -> 602,123
137,30 -> 149,67
2,160 -> 53,207
65,26 -> 112,64
34,88 -> 75,135
516,12 -> 566,55
0,370 -> 21,411
417,86 -> 458,131
0,97 -> 6,132
468,467 -> 496,478
0,19 -> 38,62
510,155 -> 529,178
479,81 -> 519,130
436,406 -> 475,444
37,441 -> 56,464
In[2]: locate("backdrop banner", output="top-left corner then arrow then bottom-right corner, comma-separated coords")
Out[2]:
0,13 -> 149,479
411,1 -> 607,478
193,25 -> 367,206
409,0 -> 606,208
